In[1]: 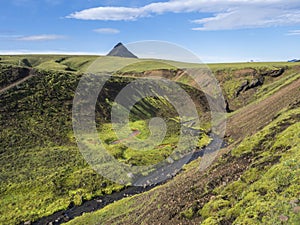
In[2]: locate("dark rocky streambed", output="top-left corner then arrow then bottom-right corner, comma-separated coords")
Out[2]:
26,133 -> 225,225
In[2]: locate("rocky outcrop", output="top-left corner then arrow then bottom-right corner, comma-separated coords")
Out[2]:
225,99 -> 231,113
235,76 -> 264,97
262,68 -> 285,77
247,76 -> 264,90
235,68 -> 284,97
235,80 -> 249,97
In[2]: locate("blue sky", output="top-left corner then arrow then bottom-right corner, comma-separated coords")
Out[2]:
0,0 -> 300,62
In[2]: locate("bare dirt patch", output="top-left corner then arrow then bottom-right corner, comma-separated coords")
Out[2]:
226,76 -> 300,141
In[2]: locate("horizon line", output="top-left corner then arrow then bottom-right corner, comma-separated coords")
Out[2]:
0,50 -> 295,64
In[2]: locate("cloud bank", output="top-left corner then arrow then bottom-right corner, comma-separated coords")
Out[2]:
67,0 -> 300,30
286,30 -> 300,35
93,28 -> 120,34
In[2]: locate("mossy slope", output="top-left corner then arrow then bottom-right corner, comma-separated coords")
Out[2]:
64,86 -> 300,225
0,64 -> 209,224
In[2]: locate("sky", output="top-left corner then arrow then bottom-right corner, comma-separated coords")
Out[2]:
0,0 -> 300,63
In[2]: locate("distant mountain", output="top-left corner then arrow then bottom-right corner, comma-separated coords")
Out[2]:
288,59 -> 300,62
107,42 -> 138,58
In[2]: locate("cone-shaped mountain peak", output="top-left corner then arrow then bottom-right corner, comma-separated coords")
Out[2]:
107,42 -> 138,58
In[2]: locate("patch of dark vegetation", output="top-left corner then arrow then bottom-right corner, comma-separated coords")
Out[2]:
0,64 -> 32,89
55,57 -> 67,63
21,58 -> 32,67
65,67 -> 77,72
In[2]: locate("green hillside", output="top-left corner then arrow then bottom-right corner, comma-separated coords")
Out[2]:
0,55 -> 300,224
64,61 -> 300,225
0,58 -> 209,224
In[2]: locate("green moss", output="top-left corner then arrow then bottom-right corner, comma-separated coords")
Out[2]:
200,198 -> 231,219
180,207 -> 195,219
222,75 -> 242,99
197,107 -> 300,224
201,217 -> 222,225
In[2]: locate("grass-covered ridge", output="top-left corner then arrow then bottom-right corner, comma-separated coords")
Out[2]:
0,67 -> 112,224
0,55 -> 98,72
0,55 -> 200,73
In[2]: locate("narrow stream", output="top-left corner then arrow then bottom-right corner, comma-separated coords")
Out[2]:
27,133 -> 225,225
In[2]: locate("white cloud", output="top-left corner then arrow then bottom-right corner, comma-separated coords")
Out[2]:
192,8 -> 300,30
67,0 -> 300,30
15,34 -> 66,41
286,30 -> 300,35
67,7 -> 144,21
93,28 -> 120,34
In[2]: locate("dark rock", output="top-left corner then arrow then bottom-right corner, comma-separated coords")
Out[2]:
234,68 -> 284,98
65,67 -> 76,72
63,214 -> 70,222
107,42 -> 138,58
235,80 -> 249,97
225,99 -> 231,113
262,68 -> 285,77
247,76 -> 264,89
55,57 -> 67,63
235,75 -> 264,97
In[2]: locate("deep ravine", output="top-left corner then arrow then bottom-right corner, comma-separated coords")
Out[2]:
26,133 -> 225,225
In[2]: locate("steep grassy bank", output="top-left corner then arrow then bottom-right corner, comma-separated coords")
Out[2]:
0,67 -> 110,224
0,63 -> 209,224
63,74 -> 300,224
64,93 -> 300,225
